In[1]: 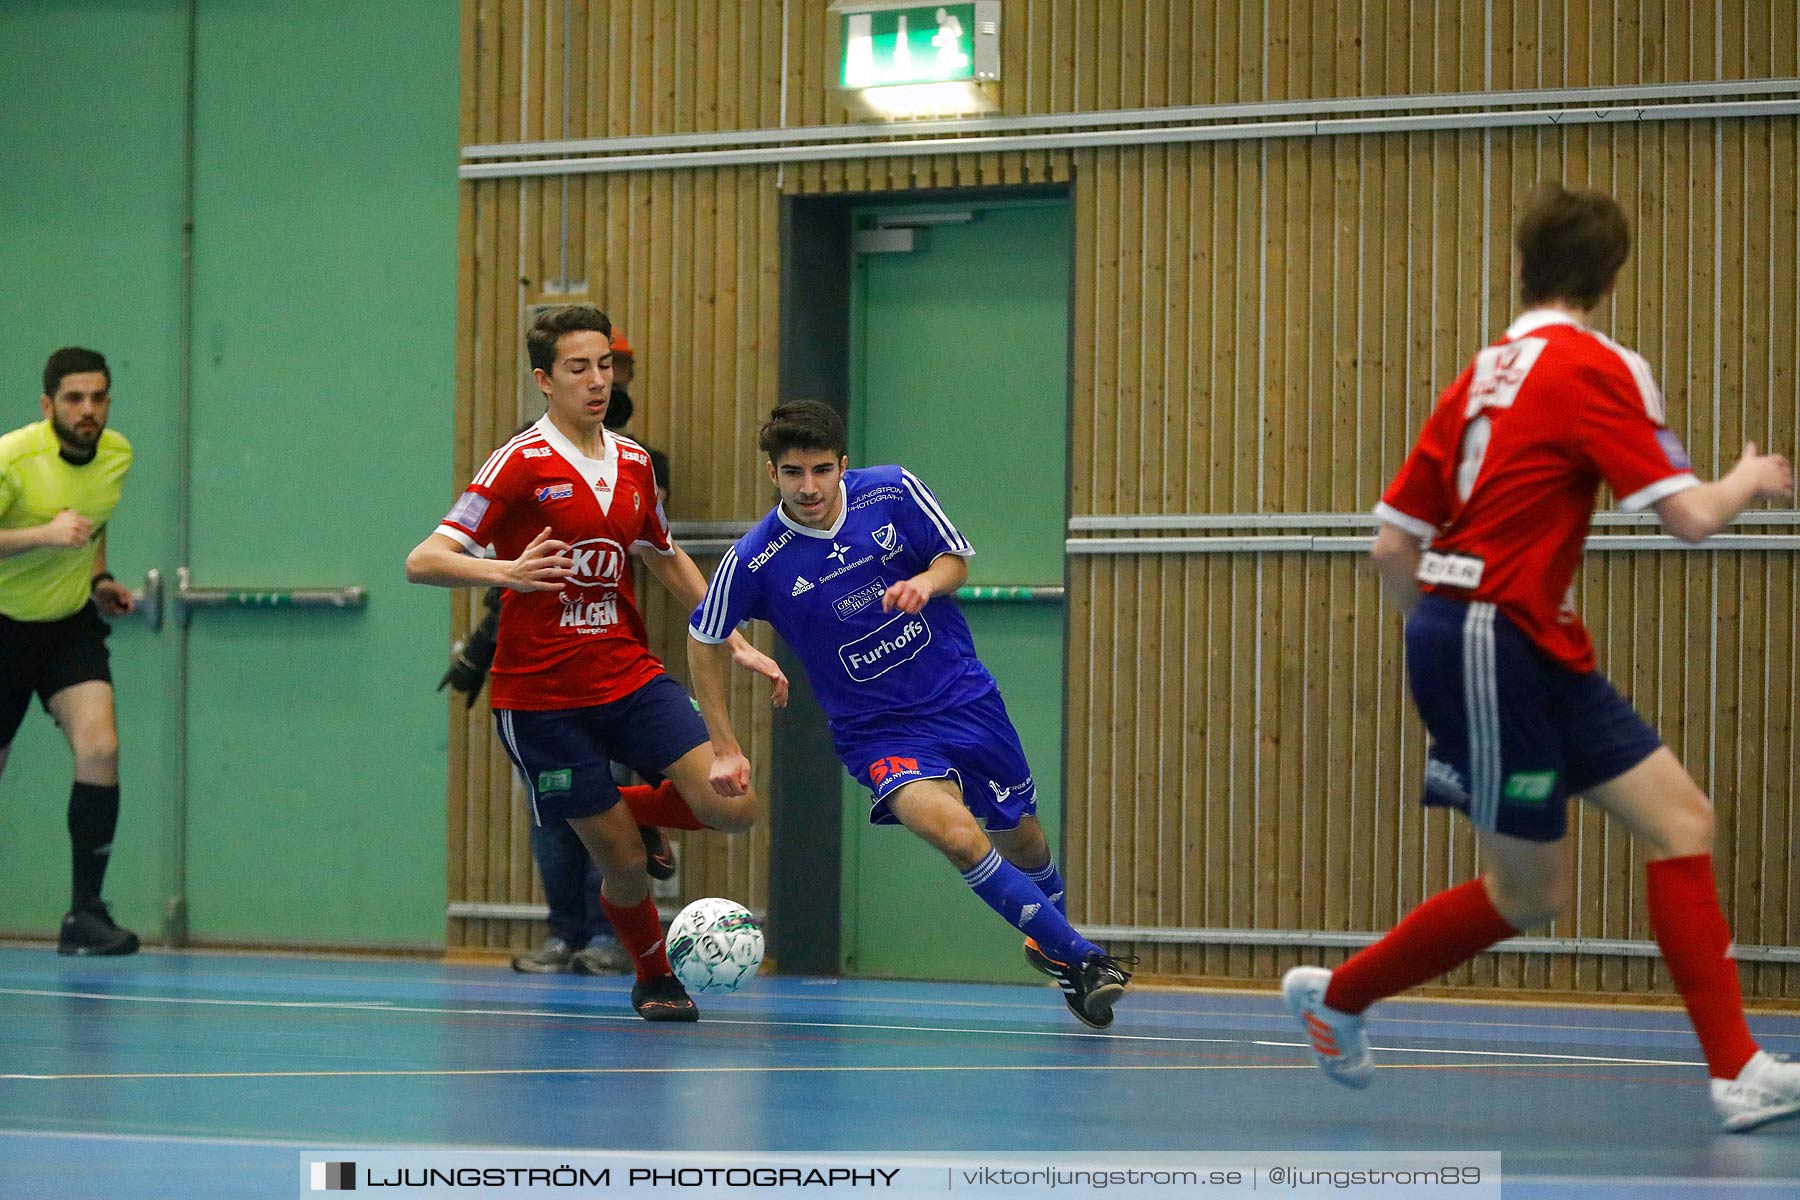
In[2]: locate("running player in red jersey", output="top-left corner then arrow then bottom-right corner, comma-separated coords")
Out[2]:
1281,184 -> 1800,1131
407,304 -> 787,1022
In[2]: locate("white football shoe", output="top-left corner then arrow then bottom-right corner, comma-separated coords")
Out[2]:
1712,1050 -> 1800,1133
1282,966 -> 1374,1089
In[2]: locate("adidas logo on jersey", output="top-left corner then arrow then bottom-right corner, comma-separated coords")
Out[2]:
792,576 -> 814,595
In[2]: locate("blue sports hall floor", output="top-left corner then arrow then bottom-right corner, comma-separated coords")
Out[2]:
2,946 -> 1798,1198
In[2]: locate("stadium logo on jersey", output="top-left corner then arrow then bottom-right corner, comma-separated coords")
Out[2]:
871,523 -> 900,553
535,483 -> 575,503
827,542 -> 850,565
833,579 -> 885,621
747,530 -> 794,572
791,576 -> 814,596
838,611 -> 931,681
868,755 -> 919,785
522,446 -> 553,458
567,537 -> 627,589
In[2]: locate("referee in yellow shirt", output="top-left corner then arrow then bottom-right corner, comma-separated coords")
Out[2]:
0,347 -> 140,954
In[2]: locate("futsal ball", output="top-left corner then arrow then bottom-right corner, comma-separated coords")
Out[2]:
667,897 -> 764,994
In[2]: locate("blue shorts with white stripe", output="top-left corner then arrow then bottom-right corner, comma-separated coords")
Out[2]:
1404,594 -> 1662,843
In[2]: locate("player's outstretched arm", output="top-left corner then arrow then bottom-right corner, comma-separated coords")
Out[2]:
642,544 -> 788,704
405,527 -> 574,591
1370,523 -> 1426,615
1654,442 -> 1795,543
881,551 -> 969,614
686,632 -> 752,797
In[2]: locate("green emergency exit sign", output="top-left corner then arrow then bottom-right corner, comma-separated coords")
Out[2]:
839,3 -> 994,89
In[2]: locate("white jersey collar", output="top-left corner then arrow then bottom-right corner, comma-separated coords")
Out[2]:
776,479 -> 849,539
1504,308 -> 1583,340
535,414 -> 614,467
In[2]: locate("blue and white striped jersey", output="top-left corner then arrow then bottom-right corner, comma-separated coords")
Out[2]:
689,465 -> 995,729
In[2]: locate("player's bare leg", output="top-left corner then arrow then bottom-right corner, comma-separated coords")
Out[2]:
642,744 -> 756,833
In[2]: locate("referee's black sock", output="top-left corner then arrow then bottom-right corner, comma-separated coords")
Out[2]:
68,781 -> 120,907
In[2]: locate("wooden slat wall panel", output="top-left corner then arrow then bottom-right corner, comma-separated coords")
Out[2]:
460,2 -> 1800,995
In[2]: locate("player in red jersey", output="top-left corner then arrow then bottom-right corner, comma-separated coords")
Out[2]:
1281,184 -> 1800,1131
407,305 -> 787,1021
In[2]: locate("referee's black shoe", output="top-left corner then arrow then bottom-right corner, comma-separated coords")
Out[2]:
58,900 -> 140,956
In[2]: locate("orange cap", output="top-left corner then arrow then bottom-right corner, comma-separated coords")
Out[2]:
609,328 -> 634,357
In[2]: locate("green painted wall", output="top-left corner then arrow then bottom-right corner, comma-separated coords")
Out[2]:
0,0 -> 188,944
0,1 -> 458,946
841,200 -> 1073,982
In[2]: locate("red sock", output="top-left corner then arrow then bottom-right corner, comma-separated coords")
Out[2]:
619,781 -> 705,831
599,893 -> 674,981
1324,879 -> 1518,1014
1646,854 -> 1758,1079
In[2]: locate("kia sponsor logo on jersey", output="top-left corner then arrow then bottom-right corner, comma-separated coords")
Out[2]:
535,482 -> 574,503
567,537 -> 627,589
747,529 -> 794,572
838,611 -> 931,681
832,578 -> 886,621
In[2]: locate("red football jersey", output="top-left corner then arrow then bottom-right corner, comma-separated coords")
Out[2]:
1377,310 -> 1698,672
436,417 -> 674,709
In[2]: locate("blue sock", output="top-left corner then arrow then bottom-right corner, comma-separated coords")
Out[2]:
1022,860 -> 1066,915
960,849 -> 1097,964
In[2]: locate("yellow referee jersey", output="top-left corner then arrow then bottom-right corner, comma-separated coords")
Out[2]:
0,420 -> 133,621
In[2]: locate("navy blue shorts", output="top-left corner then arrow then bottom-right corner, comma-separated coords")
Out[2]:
493,673 -> 708,825
1405,595 -> 1662,843
834,688 -> 1039,830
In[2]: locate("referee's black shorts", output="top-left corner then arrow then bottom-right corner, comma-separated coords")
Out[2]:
0,602 -> 113,746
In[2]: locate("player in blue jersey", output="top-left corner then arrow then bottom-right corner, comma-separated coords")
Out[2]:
687,401 -> 1131,1028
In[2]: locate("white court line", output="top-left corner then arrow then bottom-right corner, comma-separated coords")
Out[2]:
1253,1039 -> 1701,1067
3,1060 -> 1676,1084
0,985 -> 1237,1046
3,1063 -> 1320,1082
0,984 -> 1707,1068
0,987 -> 394,1010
